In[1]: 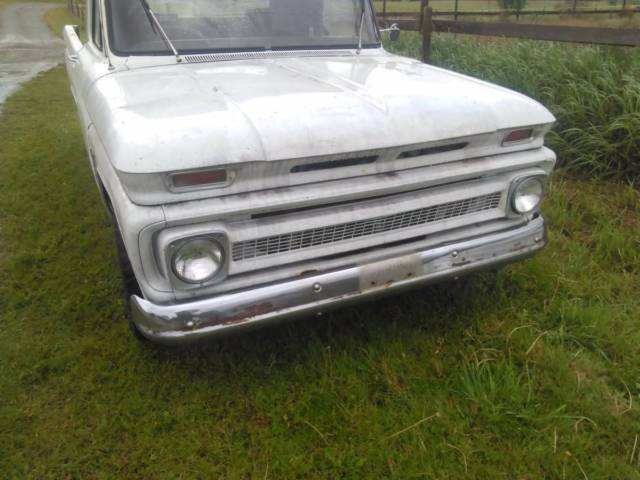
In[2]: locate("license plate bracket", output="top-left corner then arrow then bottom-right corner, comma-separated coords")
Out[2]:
359,254 -> 423,291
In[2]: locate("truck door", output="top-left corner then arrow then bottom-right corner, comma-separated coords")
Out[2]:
63,0 -> 110,144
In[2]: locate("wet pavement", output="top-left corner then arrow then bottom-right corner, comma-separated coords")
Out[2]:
0,3 -> 64,108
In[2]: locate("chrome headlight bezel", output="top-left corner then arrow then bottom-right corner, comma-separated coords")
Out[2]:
169,235 -> 227,285
510,175 -> 547,215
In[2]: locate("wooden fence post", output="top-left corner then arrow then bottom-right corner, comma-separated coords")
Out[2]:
422,5 -> 433,63
454,0 -> 459,20
419,0 -> 428,30
382,0 -> 387,19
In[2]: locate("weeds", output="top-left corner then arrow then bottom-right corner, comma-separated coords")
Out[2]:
387,34 -> 640,182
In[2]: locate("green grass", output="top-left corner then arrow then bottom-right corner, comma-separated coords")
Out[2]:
386,34 -> 640,182
2,70 -> 640,480
1,20 -> 640,480
44,6 -> 86,41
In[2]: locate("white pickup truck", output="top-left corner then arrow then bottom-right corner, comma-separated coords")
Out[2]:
64,0 -> 556,344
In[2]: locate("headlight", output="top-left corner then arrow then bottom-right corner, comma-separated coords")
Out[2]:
512,177 -> 545,214
172,237 -> 224,283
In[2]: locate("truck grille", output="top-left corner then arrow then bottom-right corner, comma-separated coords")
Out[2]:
231,192 -> 502,262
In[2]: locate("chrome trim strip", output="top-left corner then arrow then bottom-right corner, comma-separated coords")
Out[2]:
131,217 -> 547,345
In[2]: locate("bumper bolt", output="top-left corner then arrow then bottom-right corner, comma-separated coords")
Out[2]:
186,320 -> 195,329
534,236 -> 543,243
451,250 -> 459,258
313,283 -> 322,293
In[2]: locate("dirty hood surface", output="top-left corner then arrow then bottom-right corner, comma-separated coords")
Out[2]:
88,51 -> 555,174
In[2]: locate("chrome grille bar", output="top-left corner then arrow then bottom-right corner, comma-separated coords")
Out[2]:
231,192 -> 502,262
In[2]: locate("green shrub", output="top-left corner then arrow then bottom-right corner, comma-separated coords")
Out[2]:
387,34 -> 640,183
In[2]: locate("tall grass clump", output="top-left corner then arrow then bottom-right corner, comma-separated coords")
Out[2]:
387,34 -> 640,183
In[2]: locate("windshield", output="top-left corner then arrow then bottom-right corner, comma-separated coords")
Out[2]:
106,0 -> 379,56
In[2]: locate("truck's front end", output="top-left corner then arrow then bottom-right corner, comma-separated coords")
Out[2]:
76,0 -> 556,343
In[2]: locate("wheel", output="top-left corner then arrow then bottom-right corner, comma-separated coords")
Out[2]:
113,226 -> 147,341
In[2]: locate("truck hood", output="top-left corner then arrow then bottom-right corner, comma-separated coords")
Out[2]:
88,50 -> 555,175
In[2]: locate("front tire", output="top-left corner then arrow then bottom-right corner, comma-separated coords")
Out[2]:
113,227 -> 146,341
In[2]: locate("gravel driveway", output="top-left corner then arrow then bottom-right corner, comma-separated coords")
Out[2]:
0,2 -> 63,107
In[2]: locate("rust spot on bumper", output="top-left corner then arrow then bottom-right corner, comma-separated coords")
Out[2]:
221,302 -> 275,326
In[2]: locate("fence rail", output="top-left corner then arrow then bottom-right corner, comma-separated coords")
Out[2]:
432,18 -> 640,45
378,7 -> 640,62
382,15 -> 640,46
383,7 -> 640,17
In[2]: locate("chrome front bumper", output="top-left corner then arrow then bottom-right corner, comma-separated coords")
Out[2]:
131,217 -> 546,345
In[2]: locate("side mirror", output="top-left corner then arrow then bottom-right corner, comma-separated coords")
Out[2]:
63,24 -> 83,66
390,24 -> 401,41
64,24 -> 83,53
380,23 -> 401,42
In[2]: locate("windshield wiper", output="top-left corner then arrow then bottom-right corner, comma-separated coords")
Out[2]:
356,0 -> 366,54
139,0 -> 182,63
